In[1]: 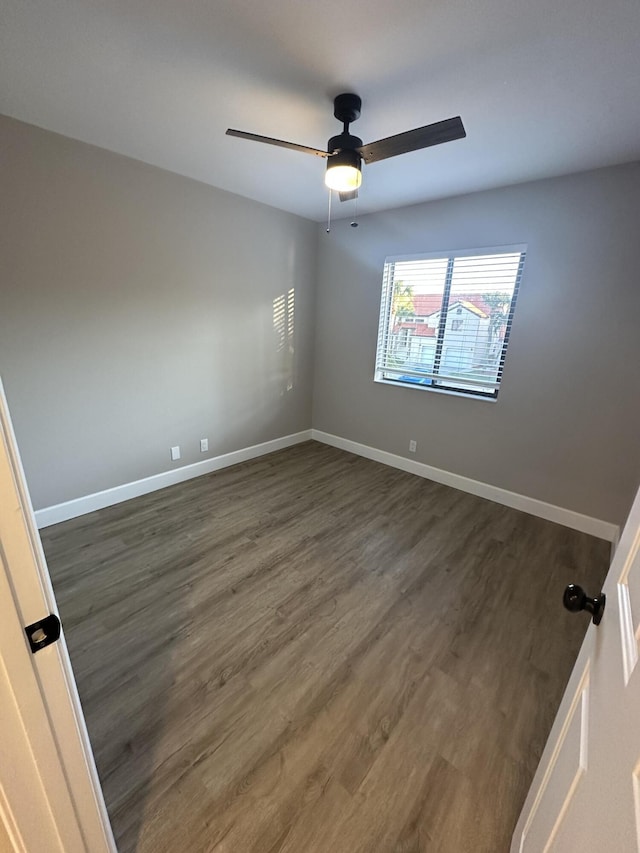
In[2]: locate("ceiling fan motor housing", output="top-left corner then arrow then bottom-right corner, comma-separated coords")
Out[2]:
326,133 -> 363,187
327,132 -> 363,156
325,131 -> 363,192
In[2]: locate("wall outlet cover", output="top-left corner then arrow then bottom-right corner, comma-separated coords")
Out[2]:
170,446 -> 181,461
200,438 -> 209,452
409,440 -> 417,453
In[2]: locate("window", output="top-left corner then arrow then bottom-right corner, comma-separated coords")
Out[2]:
374,246 -> 526,399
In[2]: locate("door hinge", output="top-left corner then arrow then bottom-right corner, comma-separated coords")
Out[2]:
24,614 -> 61,653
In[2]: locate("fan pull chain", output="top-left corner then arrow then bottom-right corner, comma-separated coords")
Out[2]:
351,194 -> 359,228
326,189 -> 332,233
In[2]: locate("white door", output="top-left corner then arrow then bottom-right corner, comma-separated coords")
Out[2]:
0,379 -> 115,852
512,483 -> 640,851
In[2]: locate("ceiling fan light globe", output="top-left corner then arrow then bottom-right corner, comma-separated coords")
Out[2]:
325,164 -> 362,192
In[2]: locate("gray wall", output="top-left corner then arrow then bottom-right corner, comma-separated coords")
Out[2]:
313,164 -> 640,527
0,115 -> 317,509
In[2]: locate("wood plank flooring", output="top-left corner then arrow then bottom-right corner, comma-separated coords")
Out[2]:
40,441 -> 610,852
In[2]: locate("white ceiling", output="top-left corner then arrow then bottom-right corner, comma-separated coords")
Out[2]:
1,0 -> 639,221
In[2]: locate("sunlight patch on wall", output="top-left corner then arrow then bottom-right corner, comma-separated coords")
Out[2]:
273,289 -> 295,393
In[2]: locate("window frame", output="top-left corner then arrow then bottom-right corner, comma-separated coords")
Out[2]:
374,244 -> 527,401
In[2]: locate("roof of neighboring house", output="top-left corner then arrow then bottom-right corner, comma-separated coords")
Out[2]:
396,325 -> 436,338
393,294 -> 495,337
405,293 -> 493,319
454,300 -> 489,318
409,295 -> 443,317
398,294 -> 492,321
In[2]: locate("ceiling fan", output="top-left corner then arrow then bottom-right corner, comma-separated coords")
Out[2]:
226,93 -> 466,202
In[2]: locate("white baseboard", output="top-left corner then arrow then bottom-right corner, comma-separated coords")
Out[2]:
35,430 -> 313,529
35,426 -> 619,544
311,429 -> 619,543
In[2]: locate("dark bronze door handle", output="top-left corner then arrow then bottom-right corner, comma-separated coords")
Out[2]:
562,584 -> 606,625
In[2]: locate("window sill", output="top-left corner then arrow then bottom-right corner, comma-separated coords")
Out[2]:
373,376 -> 499,402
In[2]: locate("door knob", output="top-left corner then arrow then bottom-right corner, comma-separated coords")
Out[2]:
562,584 -> 606,625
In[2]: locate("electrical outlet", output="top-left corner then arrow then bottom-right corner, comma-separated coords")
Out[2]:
200,438 -> 209,452
170,446 -> 181,461
409,439 -> 417,453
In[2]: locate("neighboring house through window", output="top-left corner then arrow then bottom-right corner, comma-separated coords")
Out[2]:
374,246 -> 526,398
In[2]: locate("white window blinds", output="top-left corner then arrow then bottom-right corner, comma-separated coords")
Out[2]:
375,246 -> 526,398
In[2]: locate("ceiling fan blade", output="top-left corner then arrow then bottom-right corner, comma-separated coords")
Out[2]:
357,116 -> 466,164
338,189 -> 358,202
226,129 -> 329,158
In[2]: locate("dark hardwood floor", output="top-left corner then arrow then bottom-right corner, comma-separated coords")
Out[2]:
40,441 -> 610,852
